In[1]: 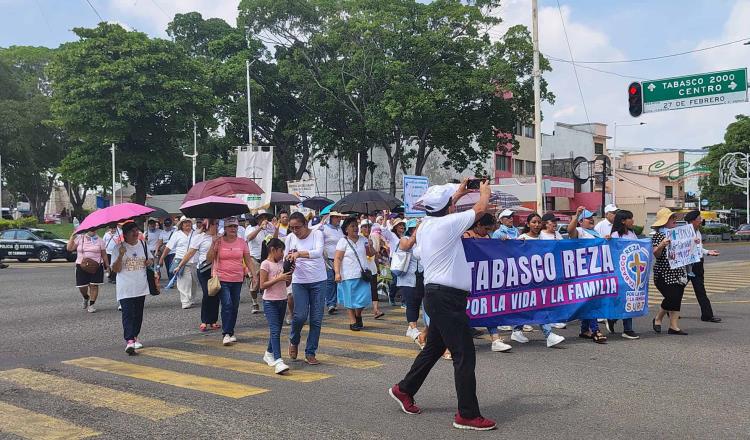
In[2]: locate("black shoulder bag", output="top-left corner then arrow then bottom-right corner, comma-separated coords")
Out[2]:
141,240 -> 160,296
346,238 -> 372,282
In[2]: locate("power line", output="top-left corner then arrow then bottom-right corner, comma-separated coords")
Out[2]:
556,0 -> 593,135
546,56 -> 648,81
560,36 -> 750,64
83,0 -> 104,22
149,0 -> 171,19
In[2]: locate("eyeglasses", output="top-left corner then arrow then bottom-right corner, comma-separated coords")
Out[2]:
225,224 -> 238,228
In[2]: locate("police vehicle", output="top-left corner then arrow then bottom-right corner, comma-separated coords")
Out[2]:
0,228 -> 76,262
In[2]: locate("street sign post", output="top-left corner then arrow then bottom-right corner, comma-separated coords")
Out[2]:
641,68 -> 748,114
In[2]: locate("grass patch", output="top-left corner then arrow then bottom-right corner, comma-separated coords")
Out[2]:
36,223 -> 75,238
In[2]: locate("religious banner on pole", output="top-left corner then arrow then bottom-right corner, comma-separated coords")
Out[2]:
462,238 -> 653,326
664,224 -> 703,269
236,145 -> 273,209
287,179 -> 317,214
403,175 -> 429,217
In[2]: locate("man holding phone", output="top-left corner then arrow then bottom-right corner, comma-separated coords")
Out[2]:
388,178 -> 497,431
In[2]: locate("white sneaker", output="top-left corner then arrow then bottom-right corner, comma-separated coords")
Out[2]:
546,333 -> 565,347
87,305 -> 97,313
229,335 -> 237,343
181,303 -> 193,309
133,340 -> 143,349
117,305 -> 122,311
274,359 -> 290,374
491,339 -> 512,352
222,334 -> 232,346
498,325 -> 513,332
511,330 -> 529,343
405,327 -> 420,340
522,324 -> 533,332
550,322 -> 566,329
125,340 -> 136,355
263,351 -> 275,366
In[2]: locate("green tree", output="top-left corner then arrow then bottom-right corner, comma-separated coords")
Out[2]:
48,23 -> 215,204
698,115 -> 750,208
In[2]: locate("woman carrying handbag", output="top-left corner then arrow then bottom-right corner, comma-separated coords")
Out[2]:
333,216 -> 375,331
180,219 -> 221,332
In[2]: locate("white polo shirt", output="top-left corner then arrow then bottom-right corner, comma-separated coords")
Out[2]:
415,209 -> 475,292
322,223 -> 344,260
594,219 -> 613,237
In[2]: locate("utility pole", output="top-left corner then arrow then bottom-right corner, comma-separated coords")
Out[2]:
532,0 -> 543,212
746,154 -> 749,224
246,59 -> 258,146
183,120 -> 198,185
111,143 -> 116,206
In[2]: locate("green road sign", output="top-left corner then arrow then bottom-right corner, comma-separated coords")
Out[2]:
642,68 -> 748,113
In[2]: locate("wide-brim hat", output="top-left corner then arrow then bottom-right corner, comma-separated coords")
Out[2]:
652,208 -> 674,228
390,218 -> 407,230
177,215 -> 193,228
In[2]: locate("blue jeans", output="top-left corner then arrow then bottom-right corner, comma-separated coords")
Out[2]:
219,281 -> 242,336
264,299 -> 287,361
623,318 -> 633,332
324,265 -> 337,309
514,324 -> 552,338
164,253 -> 175,279
289,281 -> 325,357
580,319 -> 600,334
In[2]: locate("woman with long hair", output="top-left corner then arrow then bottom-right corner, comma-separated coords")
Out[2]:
181,219 -> 220,332
651,208 -> 688,335
512,213 -> 565,348
334,216 -> 375,331
604,210 -> 641,339
207,217 -> 255,346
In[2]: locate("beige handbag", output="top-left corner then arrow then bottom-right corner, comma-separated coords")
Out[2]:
207,246 -> 221,296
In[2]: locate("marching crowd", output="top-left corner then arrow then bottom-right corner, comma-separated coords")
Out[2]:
66,178 -> 723,431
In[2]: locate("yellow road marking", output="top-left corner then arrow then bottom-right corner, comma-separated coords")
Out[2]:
187,339 -> 382,369
0,368 -> 191,421
63,357 -> 267,398
0,401 -> 100,440
141,347 -> 331,382
321,326 -> 412,343
240,330 -> 419,358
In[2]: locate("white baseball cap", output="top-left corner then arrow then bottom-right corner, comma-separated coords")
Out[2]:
604,204 -> 619,213
498,209 -> 514,218
415,183 -> 459,213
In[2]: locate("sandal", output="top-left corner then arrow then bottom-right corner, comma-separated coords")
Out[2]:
578,332 -> 593,339
592,331 -> 608,344
374,311 -> 385,320
289,344 -> 298,360
199,323 -> 208,332
210,323 -> 221,330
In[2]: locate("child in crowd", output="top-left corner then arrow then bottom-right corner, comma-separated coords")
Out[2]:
259,238 -> 293,374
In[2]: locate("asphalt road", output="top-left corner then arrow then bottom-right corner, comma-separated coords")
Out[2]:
1,244 -> 749,439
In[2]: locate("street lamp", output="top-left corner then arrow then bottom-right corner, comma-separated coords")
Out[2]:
612,121 -> 646,203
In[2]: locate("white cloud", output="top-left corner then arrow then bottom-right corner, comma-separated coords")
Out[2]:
106,0 -> 240,36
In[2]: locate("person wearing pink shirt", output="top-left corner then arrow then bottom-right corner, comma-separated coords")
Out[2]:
66,230 -> 109,313
259,238 -> 292,374
207,217 -> 256,346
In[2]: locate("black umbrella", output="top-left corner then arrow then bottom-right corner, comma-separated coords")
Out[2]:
270,192 -> 301,205
301,196 -> 334,211
331,190 -> 401,215
179,196 -> 250,219
145,205 -> 170,219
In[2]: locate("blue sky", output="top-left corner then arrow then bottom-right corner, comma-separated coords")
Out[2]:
1,0 -> 749,150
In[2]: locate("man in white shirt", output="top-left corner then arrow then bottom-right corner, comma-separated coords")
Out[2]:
594,204 -> 618,237
318,212 -> 346,314
388,178 -> 496,431
156,217 -> 177,278
245,212 -> 272,313
144,219 -> 161,258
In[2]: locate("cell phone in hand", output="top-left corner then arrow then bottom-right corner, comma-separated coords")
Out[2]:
467,178 -> 483,190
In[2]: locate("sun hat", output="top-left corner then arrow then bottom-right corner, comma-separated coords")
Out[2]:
177,216 -> 193,228
604,204 -> 619,214
652,208 -> 675,227
390,218 -> 407,229
541,212 -> 559,222
415,183 -> 460,213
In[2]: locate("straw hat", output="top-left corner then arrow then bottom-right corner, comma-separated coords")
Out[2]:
651,208 -> 674,228
177,215 -> 193,228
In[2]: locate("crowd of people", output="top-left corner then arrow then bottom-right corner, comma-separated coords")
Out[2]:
66,178 -> 723,431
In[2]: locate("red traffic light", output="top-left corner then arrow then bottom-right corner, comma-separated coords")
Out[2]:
629,85 -> 637,95
628,82 -> 642,117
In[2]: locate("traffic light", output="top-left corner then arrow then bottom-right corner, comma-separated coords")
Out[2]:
628,82 -> 643,117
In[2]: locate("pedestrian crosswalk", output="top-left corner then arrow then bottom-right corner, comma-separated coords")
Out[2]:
647,261 -> 750,305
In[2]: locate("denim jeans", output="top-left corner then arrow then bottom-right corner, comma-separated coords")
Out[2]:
289,281 -> 326,357
514,324 -> 552,338
197,268 -> 219,324
219,281 -> 243,336
164,253 -> 175,279
388,274 -> 399,303
120,295 -> 145,342
324,265 -> 337,309
580,319 -> 600,333
264,299 -> 287,360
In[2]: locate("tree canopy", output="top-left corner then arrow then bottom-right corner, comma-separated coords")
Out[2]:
698,114 -> 750,208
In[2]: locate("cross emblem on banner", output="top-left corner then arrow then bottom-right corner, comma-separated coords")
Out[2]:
628,253 -> 647,288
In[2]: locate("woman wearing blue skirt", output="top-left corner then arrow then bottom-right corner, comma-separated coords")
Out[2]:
334,216 -> 375,331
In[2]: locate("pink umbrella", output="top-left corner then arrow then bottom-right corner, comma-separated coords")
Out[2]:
75,203 -> 155,234
183,177 -> 263,203
180,196 -> 250,218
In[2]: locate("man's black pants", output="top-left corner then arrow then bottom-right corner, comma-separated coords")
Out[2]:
398,283 -> 480,419
690,259 -> 714,320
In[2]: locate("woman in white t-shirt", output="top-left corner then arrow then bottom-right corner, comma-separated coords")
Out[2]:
285,211 -> 326,365
334,217 -> 374,331
159,216 -> 198,309
513,213 -> 565,348
539,212 -> 564,240
112,222 -> 153,355
605,210 -> 641,340
181,219 -> 220,332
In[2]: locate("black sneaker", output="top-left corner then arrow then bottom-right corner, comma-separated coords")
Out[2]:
605,320 -> 616,334
349,324 -> 361,331
622,330 -> 640,339
327,306 -> 337,315
471,328 -> 484,338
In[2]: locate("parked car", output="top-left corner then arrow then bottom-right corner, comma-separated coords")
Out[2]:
735,224 -> 750,236
0,228 -> 76,262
